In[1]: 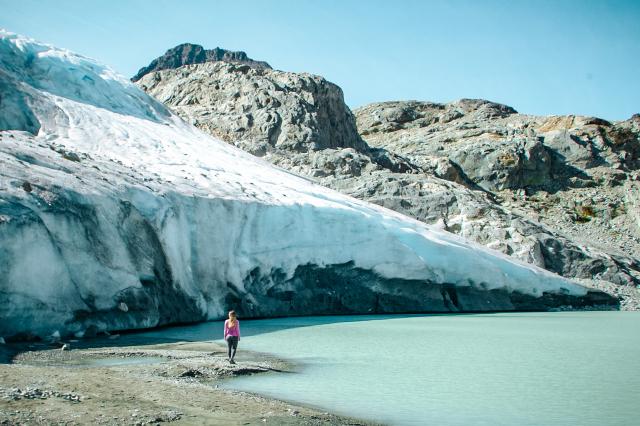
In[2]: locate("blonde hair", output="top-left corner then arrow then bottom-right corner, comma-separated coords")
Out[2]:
228,310 -> 237,326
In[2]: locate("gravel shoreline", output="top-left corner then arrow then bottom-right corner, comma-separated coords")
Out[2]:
0,338 -> 378,425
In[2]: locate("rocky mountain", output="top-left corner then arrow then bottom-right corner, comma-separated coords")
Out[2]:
132,43 -> 271,82
354,101 -> 640,287
3,31 -> 612,341
136,47 -> 640,309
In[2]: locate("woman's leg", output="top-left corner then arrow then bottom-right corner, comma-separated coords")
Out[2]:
227,337 -> 233,360
230,336 -> 238,361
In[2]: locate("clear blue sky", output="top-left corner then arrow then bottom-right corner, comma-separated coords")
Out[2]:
1,0 -> 638,120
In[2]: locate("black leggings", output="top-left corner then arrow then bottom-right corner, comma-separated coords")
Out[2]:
226,336 -> 238,360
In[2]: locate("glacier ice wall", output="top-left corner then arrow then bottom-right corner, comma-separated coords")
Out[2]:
0,30 -> 616,340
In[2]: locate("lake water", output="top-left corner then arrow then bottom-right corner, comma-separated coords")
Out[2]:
148,312 -> 640,425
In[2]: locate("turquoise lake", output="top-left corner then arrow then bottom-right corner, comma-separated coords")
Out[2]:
145,312 -> 640,425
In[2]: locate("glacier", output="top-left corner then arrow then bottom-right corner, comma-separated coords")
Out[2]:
0,30 -> 616,341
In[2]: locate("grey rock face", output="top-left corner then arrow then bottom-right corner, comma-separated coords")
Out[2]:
136,62 -> 640,299
355,101 -> 640,285
355,101 -> 639,194
132,43 -> 271,82
137,62 -> 368,155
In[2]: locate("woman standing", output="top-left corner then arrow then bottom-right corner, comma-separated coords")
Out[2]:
224,310 -> 240,364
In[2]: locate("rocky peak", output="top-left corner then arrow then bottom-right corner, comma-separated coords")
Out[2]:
132,43 -> 271,82
454,98 -> 518,116
136,61 -> 370,155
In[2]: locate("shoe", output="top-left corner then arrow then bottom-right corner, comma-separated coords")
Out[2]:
230,359 -> 236,364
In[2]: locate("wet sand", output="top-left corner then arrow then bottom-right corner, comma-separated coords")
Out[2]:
0,337 -> 377,425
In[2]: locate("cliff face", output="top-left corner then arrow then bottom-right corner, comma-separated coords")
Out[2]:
2,31 -> 612,342
136,50 -> 640,307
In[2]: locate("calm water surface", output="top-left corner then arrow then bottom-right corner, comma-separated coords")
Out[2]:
146,312 -> 640,425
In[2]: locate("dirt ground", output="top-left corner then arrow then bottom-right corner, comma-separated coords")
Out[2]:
0,338 -> 376,426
